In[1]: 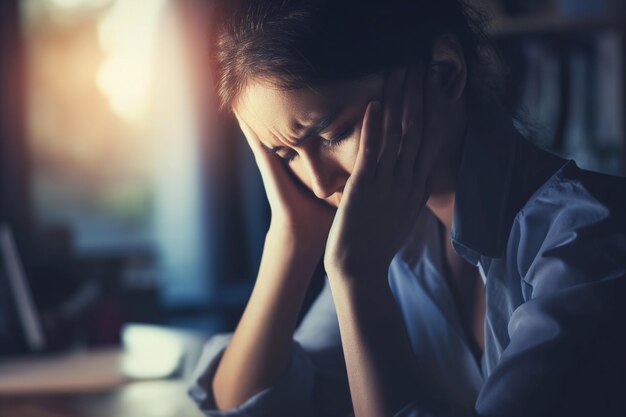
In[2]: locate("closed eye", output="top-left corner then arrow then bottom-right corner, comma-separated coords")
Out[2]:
323,124 -> 356,147
277,149 -> 297,162
276,123 -> 356,162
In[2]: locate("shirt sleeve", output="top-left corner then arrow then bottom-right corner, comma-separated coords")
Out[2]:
188,279 -> 351,417
474,200 -> 626,417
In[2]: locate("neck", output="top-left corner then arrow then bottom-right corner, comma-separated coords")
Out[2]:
427,192 -> 455,233
424,102 -> 486,357
426,104 -> 469,234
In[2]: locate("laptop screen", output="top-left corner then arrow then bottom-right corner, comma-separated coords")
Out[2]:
0,245 -> 27,355
0,225 -> 46,355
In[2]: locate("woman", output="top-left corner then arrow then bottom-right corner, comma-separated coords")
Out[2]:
189,1 -> 626,416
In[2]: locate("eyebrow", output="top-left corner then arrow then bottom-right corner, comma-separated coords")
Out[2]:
261,112 -> 338,154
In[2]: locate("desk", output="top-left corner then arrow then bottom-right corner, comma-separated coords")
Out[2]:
0,326 -> 210,417
0,380 -> 205,417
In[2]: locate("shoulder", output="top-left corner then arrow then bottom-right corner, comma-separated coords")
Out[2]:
517,162 -> 624,240
516,161 -> 626,239
512,161 -> 626,295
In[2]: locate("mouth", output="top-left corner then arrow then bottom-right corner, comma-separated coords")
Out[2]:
335,186 -> 345,205
328,191 -> 343,208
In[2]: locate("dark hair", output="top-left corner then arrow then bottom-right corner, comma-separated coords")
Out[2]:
210,0 -> 505,111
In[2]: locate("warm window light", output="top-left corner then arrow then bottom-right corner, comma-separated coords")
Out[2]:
22,0 -> 211,302
96,0 -> 167,123
47,0 -> 110,10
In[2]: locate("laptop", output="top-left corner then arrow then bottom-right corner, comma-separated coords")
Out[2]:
0,224 -> 46,356
0,224 -> 183,393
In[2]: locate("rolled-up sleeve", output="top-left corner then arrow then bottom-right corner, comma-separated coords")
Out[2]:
188,280 -> 350,417
188,334 -> 316,416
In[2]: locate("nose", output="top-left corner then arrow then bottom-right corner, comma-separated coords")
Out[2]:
300,152 -> 345,200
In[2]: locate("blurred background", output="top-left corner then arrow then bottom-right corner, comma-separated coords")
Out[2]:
0,0 -> 624,356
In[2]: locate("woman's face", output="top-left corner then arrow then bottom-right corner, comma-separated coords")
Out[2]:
234,75 -> 385,208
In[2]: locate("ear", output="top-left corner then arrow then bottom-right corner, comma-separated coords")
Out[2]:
430,34 -> 467,103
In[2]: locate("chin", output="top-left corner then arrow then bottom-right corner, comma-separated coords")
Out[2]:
326,193 -> 342,208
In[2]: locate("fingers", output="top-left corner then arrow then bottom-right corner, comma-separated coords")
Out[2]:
374,62 -> 433,215
352,100 -> 382,182
397,63 -> 425,180
238,117 -> 284,174
237,117 -> 268,165
237,116 -> 291,193
377,68 -> 407,179
237,117 -> 261,155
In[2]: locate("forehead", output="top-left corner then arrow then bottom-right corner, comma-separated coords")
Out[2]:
234,76 -> 382,141
236,82 -> 342,133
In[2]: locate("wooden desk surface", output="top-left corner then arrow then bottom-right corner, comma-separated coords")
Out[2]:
0,326 -> 212,417
0,379 -> 206,417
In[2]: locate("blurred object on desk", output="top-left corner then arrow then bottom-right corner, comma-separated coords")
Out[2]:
0,323 -> 202,396
121,324 -> 183,380
0,323 -> 209,416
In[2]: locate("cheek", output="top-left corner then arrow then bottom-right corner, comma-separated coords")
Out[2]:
343,123 -> 364,175
287,163 -> 310,190
321,135 -> 360,184
340,136 -> 360,176
285,138 -> 358,198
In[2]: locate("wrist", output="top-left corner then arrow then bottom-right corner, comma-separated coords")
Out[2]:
327,267 -> 393,310
267,220 -> 298,243
325,261 -> 390,286
269,219 -> 328,251
265,223 -> 324,267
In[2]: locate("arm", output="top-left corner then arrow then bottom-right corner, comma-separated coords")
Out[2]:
328,274 -> 423,417
212,225 -> 321,410
189,271 -> 352,417
323,63 -> 439,417
212,115 -> 336,410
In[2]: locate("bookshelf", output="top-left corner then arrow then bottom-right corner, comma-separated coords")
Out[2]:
486,5 -> 626,175
488,15 -> 620,38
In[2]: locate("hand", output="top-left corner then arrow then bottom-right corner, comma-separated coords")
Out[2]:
324,65 -> 438,279
237,117 -> 336,249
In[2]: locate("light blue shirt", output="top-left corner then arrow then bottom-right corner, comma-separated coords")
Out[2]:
189,106 -> 626,416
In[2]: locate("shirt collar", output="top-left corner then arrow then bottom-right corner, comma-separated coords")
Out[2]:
450,105 -> 566,263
